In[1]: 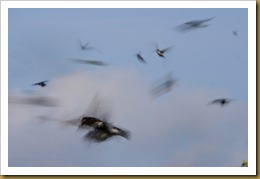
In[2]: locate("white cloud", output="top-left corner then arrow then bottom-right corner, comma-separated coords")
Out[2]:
8,68 -> 248,167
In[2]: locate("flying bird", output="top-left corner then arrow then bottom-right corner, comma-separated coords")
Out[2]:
156,43 -> 172,58
151,72 -> 178,97
69,59 -> 110,66
176,17 -> 215,31
209,98 -> 232,106
232,30 -> 238,37
9,95 -> 58,107
32,80 -> 48,87
78,39 -> 99,52
136,52 -> 146,64
39,94 -> 130,143
85,126 -> 130,142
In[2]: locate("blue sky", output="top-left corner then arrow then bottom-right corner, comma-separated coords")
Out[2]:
8,8 -> 248,167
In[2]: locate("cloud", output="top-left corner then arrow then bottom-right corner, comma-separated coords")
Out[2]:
8,68 -> 248,167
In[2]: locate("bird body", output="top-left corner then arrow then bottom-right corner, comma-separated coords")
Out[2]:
210,98 -> 231,106
136,52 -> 146,63
80,116 -> 130,142
177,17 -> 215,31
33,80 -> 48,87
78,39 -> 99,52
156,44 -> 172,58
39,94 -> 130,143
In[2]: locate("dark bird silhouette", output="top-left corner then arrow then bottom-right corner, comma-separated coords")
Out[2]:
209,98 -> 232,106
32,80 -> 48,87
69,59 -> 110,66
156,43 -> 172,58
85,126 -> 130,142
39,94 -> 130,143
176,17 -> 215,31
232,30 -> 238,37
136,52 -> 146,64
78,39 -> 99,52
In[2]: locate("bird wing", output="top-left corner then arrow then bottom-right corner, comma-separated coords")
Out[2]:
161,46 -> 173,53
82,93 -> 112,123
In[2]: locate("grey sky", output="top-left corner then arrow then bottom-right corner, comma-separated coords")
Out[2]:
8,8 -> 248,167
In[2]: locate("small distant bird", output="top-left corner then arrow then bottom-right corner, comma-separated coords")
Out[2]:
156,44 -> 172,58
69,59 -> 110,66
9,95 -> 58,107
232,30 -> 238,37
78,39 -> 99,52
136,52 -> 146,64
177,17 -> 215,31
32,80 -> 48,87
151,72 -> 178,97
210,98 -> 232,106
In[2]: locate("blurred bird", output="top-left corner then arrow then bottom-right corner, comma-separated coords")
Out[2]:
69,59 -> 110,66
32,80 -> 48,87
176,17 -> 215,31
39,94 -> 130,143
136,52 -> 146,64
9,95 -> 58,107
151,72 -> 178,97
156,43 -> 172,58
83,122 -> 131,142
209,98 -> 232,107
78,39 -> 99,52
232,30 -> 238,37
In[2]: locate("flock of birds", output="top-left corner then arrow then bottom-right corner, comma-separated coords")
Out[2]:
25,17 -> 236,143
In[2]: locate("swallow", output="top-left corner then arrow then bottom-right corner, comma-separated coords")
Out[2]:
136,52 -> 146,64
151,72 -> 177,97
232,30 -> 238,37
32,80 -> 48,87
39,94 -> 130,143
69,59 -> 110,66
78,39 -> 99,52
177,17 -> 215,31
84,125 -> 131,142
209,98 -> 232,106
156,44 -> 172,58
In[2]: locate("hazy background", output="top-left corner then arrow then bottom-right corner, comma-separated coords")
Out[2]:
8,8 -> 248,167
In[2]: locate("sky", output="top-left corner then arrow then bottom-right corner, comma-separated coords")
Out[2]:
8,8 -> 248,167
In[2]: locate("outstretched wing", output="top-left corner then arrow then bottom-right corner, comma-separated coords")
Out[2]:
112,127 -> 131,140
161,46 -> 173,53
81,93 -> 112,122
38,115 -> 81,128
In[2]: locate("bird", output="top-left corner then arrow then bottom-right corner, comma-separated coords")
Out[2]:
151,72 -> 178,97
136,52 -> 146,64
84,126 -> 130,142
78,39 -> 99,52
232,30 -> 238,37
156,44 -> 172,58
39,94 -> 130,143
176,17 -> 215,31
209,98 -> 232,106
69,59 -> 110,66
32,80 -> 48,87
